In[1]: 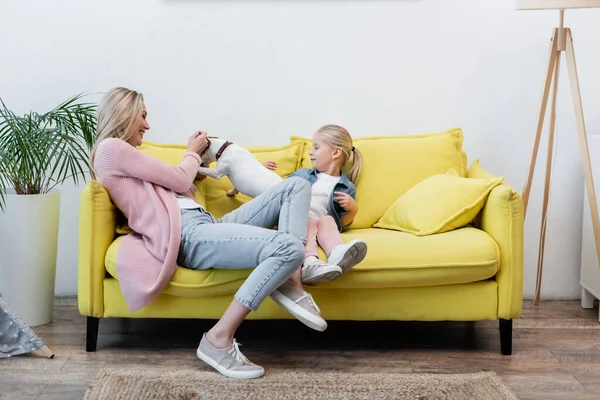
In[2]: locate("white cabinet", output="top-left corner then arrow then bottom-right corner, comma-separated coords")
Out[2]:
580,135 -> 600,322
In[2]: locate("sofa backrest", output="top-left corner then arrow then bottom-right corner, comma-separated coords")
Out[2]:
135,140 -> 304,219
291,128 -> 468,229
113,127 -> 467,229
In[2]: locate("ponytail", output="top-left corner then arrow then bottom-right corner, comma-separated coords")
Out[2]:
347,146 -> 363,184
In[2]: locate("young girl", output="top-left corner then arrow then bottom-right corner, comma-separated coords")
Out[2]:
289,124 -> 368,285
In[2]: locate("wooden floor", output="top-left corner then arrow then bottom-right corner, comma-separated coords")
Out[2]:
1,298 -> 599,400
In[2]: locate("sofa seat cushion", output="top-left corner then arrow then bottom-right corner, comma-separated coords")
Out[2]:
320,227 -> 499,289
105,236 -> 254,298
105,226 -> 499,297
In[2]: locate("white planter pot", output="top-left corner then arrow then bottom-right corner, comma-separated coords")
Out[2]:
0,190 -> 61,326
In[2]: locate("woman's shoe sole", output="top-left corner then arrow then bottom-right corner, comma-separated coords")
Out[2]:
270,290 -> 327,332
196,347 -> 265,379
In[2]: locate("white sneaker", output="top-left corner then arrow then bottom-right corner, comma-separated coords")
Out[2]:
302,257 -> 342,286
270,289 -> 327,331
327,239 -> 368,273
196,333 -> 264,379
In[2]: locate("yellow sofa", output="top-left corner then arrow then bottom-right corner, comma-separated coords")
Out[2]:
78,128 -> 524,355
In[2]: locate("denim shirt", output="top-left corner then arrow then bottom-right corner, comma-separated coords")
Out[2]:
288,168 -> 356,232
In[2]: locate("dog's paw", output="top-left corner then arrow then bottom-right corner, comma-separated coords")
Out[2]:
195,172 -> 207,182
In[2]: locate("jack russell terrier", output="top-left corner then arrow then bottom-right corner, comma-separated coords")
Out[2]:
197,137 -> 283,198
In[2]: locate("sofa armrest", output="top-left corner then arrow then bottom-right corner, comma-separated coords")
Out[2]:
77,180 -> 117,317
470,163 -> 524,320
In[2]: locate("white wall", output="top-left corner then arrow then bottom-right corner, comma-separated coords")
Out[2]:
1,0 -> 600,299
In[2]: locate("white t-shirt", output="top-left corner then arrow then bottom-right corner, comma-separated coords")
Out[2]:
309,173 -> 341,219
175,195 -> 204,210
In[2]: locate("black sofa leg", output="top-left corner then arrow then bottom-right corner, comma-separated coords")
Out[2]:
499,318 -> 512,355
86,317 -> 100,352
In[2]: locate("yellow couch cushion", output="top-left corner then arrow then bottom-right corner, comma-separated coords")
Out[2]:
291,128 -> 468,229
468,159 -> 496,179
201,141 -> 303,219
105,236 -> 254,298
319,227 -> 499,289
105,226 -> 499,296
374,170 -> 504,236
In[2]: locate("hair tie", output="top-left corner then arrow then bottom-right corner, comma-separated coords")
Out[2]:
352,146 -> 355,151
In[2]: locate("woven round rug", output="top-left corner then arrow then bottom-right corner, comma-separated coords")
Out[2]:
84,368 -> 518,400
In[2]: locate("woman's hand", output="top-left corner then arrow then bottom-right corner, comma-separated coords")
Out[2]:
188,131 -> 209,155
263,161 -> 277,171
334,191 -> 357,212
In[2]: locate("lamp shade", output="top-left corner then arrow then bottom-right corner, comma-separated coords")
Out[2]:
517,0 -> 600,9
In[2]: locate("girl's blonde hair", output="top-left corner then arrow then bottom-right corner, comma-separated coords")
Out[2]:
89,87 -> 144,180
315,124 -> 363,184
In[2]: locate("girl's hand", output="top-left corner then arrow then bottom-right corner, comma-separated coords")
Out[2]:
334,191 -> 357,212
263,161 -> 277,171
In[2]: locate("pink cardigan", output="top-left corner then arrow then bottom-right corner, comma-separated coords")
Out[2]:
94,138 -> 202,311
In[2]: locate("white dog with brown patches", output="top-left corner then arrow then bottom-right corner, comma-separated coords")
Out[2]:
197,137 -> 282,198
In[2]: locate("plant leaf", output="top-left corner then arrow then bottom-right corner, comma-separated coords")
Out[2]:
0,93 -> 97,210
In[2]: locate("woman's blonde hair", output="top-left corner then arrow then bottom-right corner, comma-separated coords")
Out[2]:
89,87 -> 144,179
315,124 -> 363,184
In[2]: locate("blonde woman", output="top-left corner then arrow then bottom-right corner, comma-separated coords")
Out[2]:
285,125 -> 368,286
90,87 -> 332,379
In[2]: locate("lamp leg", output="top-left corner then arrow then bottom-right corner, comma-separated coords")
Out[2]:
564,28 -> 600,270
522,29 -> 559,216
533,49 -> 561,307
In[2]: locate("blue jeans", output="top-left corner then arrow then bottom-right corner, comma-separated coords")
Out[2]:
177,177 -> 311,311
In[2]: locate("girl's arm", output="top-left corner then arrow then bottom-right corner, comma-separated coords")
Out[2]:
340,206 -> 358,227
334,188 -> 358,228
95,138 -> 201,193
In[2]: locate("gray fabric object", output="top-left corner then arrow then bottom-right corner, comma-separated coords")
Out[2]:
0,297 -> 45,358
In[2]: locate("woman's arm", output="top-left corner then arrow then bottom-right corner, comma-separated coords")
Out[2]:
95,138 -> 201,193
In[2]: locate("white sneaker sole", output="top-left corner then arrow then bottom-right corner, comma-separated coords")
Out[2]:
302,265 -> 342,286
328,239 -> 368,273
196,346 -> 265,379
270,290 -> 327,332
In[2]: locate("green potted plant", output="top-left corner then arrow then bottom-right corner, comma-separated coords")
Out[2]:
0,93 -> 96,326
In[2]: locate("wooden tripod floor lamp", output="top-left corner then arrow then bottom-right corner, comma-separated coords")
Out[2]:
518,0 -> 600,305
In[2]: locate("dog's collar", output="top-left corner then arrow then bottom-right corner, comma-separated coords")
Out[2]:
216,141 -> 233,160
199,138 -> 231,167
